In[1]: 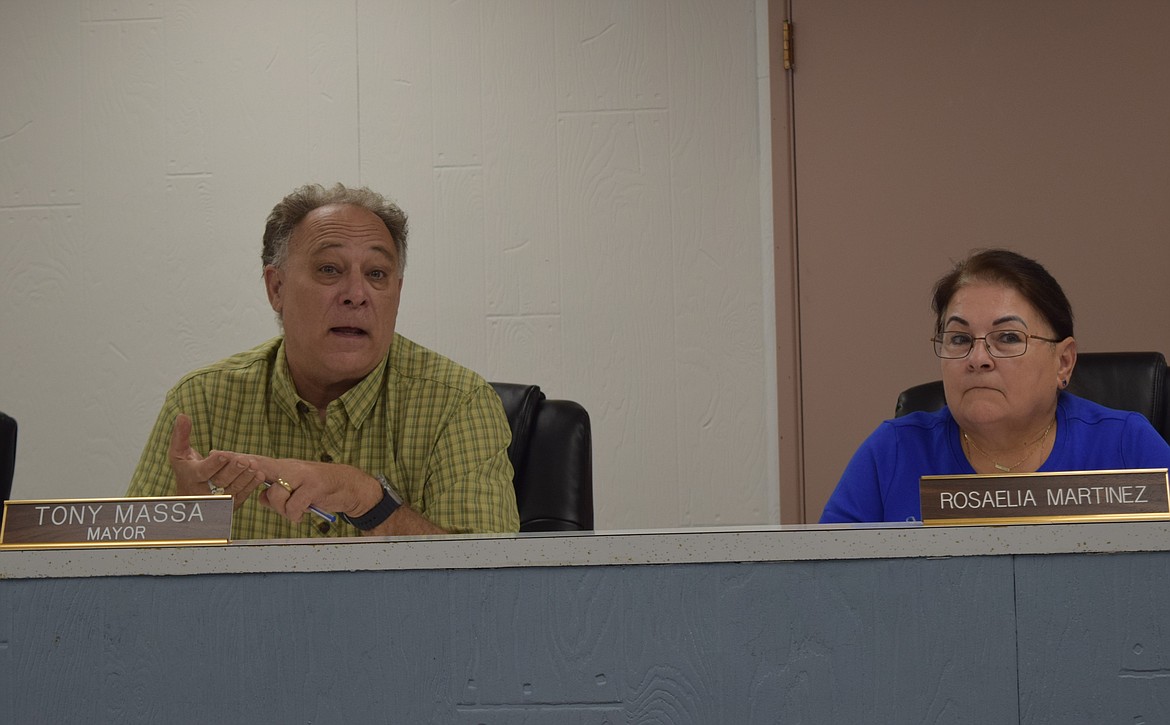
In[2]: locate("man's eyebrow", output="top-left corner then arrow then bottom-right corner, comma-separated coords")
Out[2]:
307,241 -> 397,262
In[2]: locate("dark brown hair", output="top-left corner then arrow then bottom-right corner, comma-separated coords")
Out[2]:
931,249 -> 1074,339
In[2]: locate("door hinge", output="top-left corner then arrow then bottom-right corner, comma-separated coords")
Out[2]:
783,20 -> 794,70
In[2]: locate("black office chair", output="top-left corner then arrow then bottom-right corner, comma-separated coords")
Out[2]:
1,412 -> 16,525
490,383 -> 593,532
895,352 -> 1170,444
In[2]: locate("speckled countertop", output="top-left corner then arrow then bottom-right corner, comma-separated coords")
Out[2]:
3,520 -> 1169,580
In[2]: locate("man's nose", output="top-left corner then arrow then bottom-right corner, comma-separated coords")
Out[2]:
340,270 -> 369,306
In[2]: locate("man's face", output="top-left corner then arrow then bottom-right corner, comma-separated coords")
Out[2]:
264,203 -> 403,406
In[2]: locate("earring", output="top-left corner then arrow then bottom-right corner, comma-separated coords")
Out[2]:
1060,379 -> 1068,388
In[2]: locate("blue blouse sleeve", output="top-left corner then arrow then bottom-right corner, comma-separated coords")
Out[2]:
1121,414 -> 1170,469
820,425 -> 891,523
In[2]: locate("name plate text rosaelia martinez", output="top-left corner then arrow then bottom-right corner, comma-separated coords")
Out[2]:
920,468 -> 1170,525
0,496 -> 233,549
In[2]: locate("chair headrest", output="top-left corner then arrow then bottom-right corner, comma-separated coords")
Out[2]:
488,383 -> 545,479
1066,352 -> 1166,434
0,411 -> 16,503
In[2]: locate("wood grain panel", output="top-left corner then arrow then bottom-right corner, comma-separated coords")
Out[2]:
451,568 -> 623,717
162,1 -> 359,197
0,2 -> 80,206
555,0 -> 669,113
482,0 -> 561,320
0,209 -> 92,500
486,315 -> 564,391
2,555 -> 1022,721
82,1 -> 162,22
432,0 -> 483,168
668,0 -> 768,525
1015,552 -> 1170,722
80,18 -> 170,494
558,110 -> 677,529
434,167 -> 487,366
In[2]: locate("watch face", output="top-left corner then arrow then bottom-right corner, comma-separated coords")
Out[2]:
375,473 -> 403,504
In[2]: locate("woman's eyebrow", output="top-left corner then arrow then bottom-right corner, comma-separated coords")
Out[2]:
944,314 -> 1028,328
992,315 -> 1027,328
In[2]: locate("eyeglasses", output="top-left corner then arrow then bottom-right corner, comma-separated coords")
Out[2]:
931,329 -> 1062,359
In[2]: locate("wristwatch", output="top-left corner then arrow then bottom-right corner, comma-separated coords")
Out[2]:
340,474 -> 403,531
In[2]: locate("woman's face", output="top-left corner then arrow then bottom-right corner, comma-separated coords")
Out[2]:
940,281 -> 1076,434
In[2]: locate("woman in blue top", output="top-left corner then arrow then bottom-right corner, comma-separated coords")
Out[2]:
821,249 -> 1170,523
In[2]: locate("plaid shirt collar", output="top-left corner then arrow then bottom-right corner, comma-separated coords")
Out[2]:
270,336 -> 392,430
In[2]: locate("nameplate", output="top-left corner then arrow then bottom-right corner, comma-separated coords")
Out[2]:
0,496 -> 233,549
920,468 -> 1170,525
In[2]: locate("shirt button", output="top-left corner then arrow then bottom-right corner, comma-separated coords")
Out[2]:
320,453 -> 333,463
296,402 -> 309,415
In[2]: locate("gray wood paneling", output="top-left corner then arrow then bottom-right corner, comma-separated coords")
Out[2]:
1016,552 -> 1170,723
4,556 -> 1022,722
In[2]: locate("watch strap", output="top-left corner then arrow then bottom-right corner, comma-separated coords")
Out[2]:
341,474 -> 402,531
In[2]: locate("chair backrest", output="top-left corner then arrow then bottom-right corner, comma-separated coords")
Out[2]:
0,412 -> 16,524
490,383 -> 594,532
894,352 -> 1170,444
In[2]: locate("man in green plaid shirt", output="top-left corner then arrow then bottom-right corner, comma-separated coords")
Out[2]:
127,184 -> 520,539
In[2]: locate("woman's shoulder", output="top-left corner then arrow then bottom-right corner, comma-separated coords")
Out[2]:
880,407 -> 954,433
1058,391 -> 1145,424
859,408 -> 954,452
1057,391 -> 1168,449
1055,391 -> 1170,464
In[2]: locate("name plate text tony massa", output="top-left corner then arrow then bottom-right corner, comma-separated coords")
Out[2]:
0,496 -> 233,549
920,468 -> 1170,525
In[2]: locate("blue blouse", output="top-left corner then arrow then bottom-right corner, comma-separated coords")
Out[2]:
820,392 -> 1170,523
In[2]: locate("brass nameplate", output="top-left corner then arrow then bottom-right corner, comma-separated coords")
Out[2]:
921,468 -> 1170,525
0,496 -> 233,549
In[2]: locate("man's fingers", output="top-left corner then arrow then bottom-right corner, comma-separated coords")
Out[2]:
260,478 -> 289,515
168,413 -> 194,461
213,458 -> 264,495
168,413 -> 225,496
258,477 -> 308,522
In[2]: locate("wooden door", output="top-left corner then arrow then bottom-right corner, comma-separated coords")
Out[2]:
774,0 -> 1170,522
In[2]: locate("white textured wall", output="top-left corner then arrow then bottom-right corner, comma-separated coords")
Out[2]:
0,0 -> 776,530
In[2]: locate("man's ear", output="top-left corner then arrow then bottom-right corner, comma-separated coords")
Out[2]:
264,265 -> 284,314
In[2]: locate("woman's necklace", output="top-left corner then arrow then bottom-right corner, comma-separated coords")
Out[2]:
962,419 -> 1054,473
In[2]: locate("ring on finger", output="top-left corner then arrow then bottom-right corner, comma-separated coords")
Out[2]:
208,480 -> 226,495
277,477 -> 294,493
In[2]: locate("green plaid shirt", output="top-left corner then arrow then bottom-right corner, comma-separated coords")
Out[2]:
128,335 -> 519,539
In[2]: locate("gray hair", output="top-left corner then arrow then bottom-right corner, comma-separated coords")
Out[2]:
262,183 -> 408,276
